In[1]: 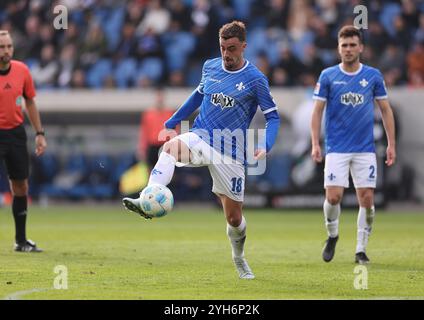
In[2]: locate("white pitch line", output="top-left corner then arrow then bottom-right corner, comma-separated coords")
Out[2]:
4,288 -> 47,300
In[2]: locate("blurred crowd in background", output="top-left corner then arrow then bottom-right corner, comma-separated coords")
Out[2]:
0,0 -> 423,89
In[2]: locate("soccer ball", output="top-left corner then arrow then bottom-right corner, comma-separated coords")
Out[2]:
139,184 -> 174,218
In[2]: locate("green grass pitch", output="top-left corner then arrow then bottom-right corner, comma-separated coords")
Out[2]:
0,205 -> 423,300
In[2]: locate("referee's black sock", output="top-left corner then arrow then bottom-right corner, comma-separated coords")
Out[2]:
12,196 -> 27,244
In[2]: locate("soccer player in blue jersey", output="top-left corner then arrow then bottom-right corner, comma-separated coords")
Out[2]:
123,21 -> 280,279
311,25 -> 396,265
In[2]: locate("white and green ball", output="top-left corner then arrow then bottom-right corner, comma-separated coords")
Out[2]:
139,184 -> 174,218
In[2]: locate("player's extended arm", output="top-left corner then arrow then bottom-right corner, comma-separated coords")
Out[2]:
25,98 -> 47,156
310,99 -> 326,163
165,89 -> 204,129
255,110 -> 280,160
264,110 -> 280,152
376,99 -> 396,166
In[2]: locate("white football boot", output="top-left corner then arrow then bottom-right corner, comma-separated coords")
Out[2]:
122,196 -> 152,219
233,256 -> 255,279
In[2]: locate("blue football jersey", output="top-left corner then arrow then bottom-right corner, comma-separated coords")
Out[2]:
313,63 -> 388,153
192,58 -> 277,163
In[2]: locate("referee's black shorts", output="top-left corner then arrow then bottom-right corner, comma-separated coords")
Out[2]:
147,145 -> 162,168
0,125 -> 29,180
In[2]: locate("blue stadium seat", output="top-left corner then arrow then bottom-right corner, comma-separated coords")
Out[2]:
102,7 -> 125,51
246,153 -> 293,192
70,9 -> 85,25
59,153 -> 90,199
231,0 -> 253,20
25,58 -> 39,70
88,154 -> 116,198
290,31 -> 315,63
30,153 -> 60,197
114,58 -> 138,88
162,32 -> 196,72
266,154 -> 293,191
186,62 -> 203,86
379,3 -> 402,37
137,57 -> 164,84
86,59 -> 113,88
317,49 -> 337,66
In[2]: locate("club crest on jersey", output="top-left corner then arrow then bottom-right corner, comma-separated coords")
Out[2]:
359,78 -> 368,87
340,92 -> 364,107
211,92 -> 235,110
236,82 -> 245,91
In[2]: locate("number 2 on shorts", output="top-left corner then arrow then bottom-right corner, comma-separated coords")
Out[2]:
369,165 -> 375,179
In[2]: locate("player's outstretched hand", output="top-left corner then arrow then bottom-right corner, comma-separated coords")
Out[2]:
385,145 -> 396,166
254,149 -> 267,160
311,145 -> 323,163
35,135 -> 47,156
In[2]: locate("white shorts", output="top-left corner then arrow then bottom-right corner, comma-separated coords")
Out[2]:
174,132 -> 245,202
324,153 -> 377,189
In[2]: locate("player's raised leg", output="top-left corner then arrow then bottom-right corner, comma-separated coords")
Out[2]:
219,195 -> 254,279
355,188 -> 375,264
322,186 -> 343,262
122,138 -> 190,218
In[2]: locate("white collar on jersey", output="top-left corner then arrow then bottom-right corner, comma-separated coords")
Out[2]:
338,63 -> 363,75
221,59 -> 250,73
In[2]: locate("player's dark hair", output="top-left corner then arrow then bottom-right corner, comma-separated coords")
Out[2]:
338,25 -> 363,43
219,21 -> 246,42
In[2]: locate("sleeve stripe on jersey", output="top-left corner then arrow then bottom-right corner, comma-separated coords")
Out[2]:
375,95 -> 388,100
196,86 -> 204,94
313,96 -> 327,101
261,106 -> 278,114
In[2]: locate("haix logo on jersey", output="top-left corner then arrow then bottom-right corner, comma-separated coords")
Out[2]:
211,93 -> 235,110
340,92 -> 364,107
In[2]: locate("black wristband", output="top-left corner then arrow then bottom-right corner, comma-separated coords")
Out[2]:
36,131 -> 45,136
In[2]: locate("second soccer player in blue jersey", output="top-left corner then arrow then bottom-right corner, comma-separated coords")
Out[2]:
311,25 -> 396,265
123,21 -> 280,279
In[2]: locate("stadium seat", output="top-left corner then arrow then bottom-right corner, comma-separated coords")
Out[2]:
245,28 -> 283,66
290,31 -> 315,63
55,153 -> 90,199
29,153 -> 60,197
88,154 -> 116,199
86,59 -> 113,88
379,3 -> 402,37
247,154 -> 293,192
137,57 -> 164,84
185,62 -> 203,86
114,58 -> 138,88
231,0 -> 253,20
102,7 -> 125,51
25,58 -> 39,70
162,32 -> 196,72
